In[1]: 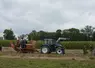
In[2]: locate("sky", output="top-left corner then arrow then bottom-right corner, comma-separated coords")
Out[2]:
0,0 -> 95,36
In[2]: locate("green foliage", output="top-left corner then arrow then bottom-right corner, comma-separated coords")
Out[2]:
83,45 -> 88,55
89,45 -> 94,52
28,30 -> 56,40
92,32 -> 95,41
61,41 -> 90,49
27,25 -> 95,41
36,41 -> 44,48
2,25 -> 95,41
28,30 -> 40,40
81,25 -> 95,36
3,29 -> 15,40
81,25 -> 95,41
36,41 -> 95,49
55,29 -> 62,40
62,28 -> 86,41
0,40 -> 95,49
0,40 -> 16,47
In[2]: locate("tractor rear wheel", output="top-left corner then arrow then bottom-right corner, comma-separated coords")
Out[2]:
41,46 -> 51,54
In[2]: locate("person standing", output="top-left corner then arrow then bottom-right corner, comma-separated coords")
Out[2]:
20,37 -> 27,49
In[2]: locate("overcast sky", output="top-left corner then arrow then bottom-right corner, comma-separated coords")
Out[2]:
0,0 -> 95,35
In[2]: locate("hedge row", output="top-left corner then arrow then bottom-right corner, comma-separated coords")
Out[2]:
36,41 -> 95,49
0,40 -> 16,47
0,40 -> 95,49
61,41 -> 95,49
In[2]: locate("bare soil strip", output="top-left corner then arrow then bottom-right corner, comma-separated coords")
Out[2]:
0,47 -> 91,60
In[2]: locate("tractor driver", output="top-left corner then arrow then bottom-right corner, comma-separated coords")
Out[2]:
20,37 -> 27,49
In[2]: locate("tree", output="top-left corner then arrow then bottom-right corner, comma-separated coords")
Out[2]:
68,28 -> 80,41
45,32 -> 56,39
62,28 -> 85,41
19,34 -> 28,40
3,29 -> 15,40
38,31 -> 46,40
28,34 -> 32,40
92,32 -> 95,41
55,29 -> 62,40
81,25 -> 95,41
68,28 -> 80,33
28,30 -> 56,40
28,30 -> 40,40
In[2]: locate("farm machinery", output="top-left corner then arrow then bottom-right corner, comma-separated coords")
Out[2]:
10,37 -> 66,55
10,40 -> 38,53
41,38 -> 65,54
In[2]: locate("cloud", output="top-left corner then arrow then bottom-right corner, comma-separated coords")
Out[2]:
0,0 -> 95,35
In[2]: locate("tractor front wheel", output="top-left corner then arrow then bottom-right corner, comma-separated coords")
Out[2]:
56,47 -> 64,55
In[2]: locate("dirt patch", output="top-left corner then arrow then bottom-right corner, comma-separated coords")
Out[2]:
0,55 -> 86,60
0,47 -> 91,60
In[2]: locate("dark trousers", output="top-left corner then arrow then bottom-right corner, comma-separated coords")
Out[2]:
0,46 -> 2,51
21,44 -> 26,48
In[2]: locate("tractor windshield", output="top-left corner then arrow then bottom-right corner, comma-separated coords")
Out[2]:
44,39 -> 56,45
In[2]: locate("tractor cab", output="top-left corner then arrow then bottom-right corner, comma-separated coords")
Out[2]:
44,39 -> 56,45
44,37 -> 67,44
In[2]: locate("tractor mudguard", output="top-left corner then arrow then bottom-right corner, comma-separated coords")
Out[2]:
41,44 -> 50,49
42,45 -> 51,50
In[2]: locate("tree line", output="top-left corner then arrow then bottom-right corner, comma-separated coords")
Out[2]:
3,25 -> 95,41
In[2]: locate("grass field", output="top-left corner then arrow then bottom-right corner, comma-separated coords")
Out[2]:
0,47 -> 95,68
0,58 -> 95,68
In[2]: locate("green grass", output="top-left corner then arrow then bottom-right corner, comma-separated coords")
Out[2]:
0,58 -> 95,68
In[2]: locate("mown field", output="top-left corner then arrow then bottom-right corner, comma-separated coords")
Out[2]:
0,40 -> 95,49
0,43 -> 95,68
0,58 -> 95,68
